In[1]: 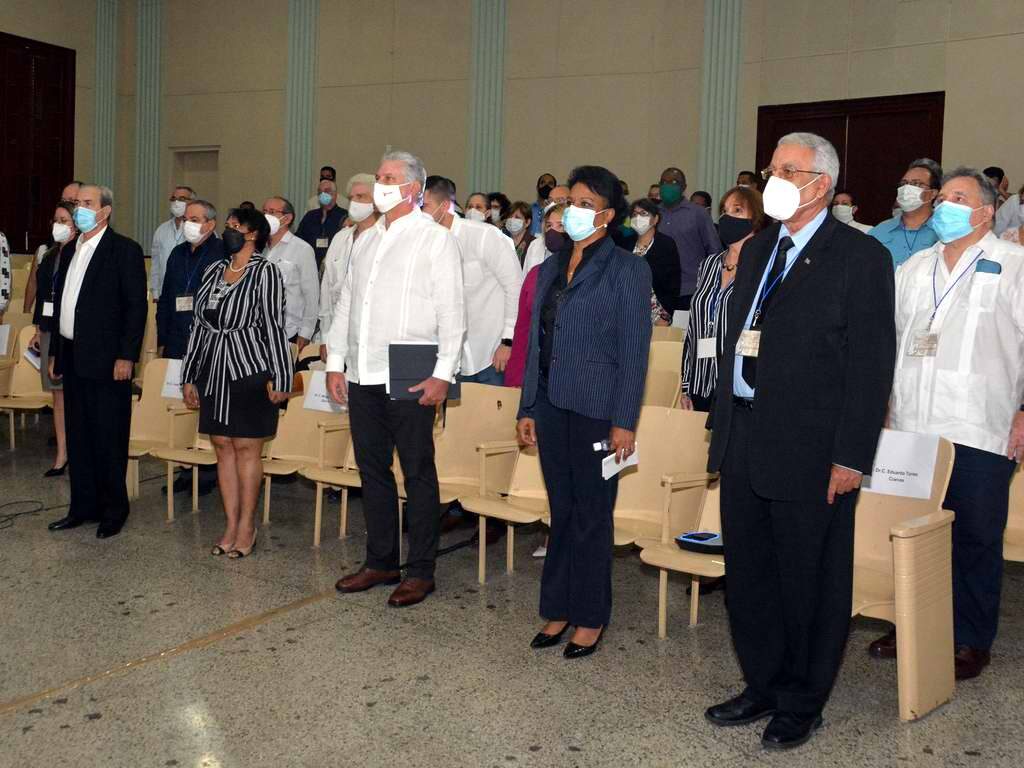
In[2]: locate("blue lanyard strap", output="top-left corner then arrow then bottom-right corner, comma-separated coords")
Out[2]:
184,252 -> 205,294
901,223 -> 922,256
752,241 -> 793,324
929,249 -> 984,329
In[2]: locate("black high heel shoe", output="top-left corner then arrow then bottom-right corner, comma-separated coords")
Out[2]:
530,622 -> 570,649
564,627 -> 604,659
44,462 -> 68,478
227,529 -> 258,559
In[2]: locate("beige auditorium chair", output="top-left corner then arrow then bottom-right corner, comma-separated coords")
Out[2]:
1004,466 -> 1024,562
612,407 -> 712,545
126,358 -> 197,499
261,370 -> 348,529
140,302 -> 158,367
296,343 -> 322,365
852,437 -> 956,722
1,312 -> 35,359
0,326 -> 53,449
645,340 -> 683,407
459,444 -> 548,584
150,433 -> 219,521
651,325 -> 684,343
638,480 -> 723,634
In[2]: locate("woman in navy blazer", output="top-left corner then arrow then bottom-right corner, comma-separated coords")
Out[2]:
516,166 -> 652,658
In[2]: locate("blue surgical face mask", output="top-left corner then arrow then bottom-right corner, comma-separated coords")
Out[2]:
563,205 -> 608,242
74,206 -> 99,233
929,200 -> 981,243
318,191 -> 333,206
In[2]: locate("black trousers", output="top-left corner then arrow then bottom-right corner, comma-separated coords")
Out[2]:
534,381 -> 618,628
62,341 -> 132,526
719,403 -> 855,716
347,383 -> 441,580
946,443 -> 1015,650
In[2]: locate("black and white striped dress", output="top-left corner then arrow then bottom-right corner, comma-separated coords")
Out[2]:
682,251 -> 735,402
182,254 -> 293,432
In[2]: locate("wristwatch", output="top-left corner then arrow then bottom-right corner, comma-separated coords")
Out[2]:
500,338 -> 513,347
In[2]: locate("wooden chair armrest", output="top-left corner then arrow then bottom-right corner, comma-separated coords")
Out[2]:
661,471 -> 717,490
317,421 -> 351,434
477,439 -> 521,456
891,509 -> 955,539
167,405 -> 194,415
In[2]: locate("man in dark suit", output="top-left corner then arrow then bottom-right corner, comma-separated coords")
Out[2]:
703,134 -> 896,749
47,184 -> 148,539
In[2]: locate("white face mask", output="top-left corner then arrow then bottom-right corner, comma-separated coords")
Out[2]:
183,221 -> 206,244
52,222 -> 73,243
348,200 -> 375,222
465,209 -> 486,222
762,174 -> 822,221
505,218 -> 525,234
631,214 -> 653,236
896,184 -> 926,213
265,214 -> 282,237
489,209 -> 502,224
373,182 -> 410,213
831,204 -> 854,223
170,200 -> 187,218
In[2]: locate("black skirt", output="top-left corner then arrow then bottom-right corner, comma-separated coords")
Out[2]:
198,371 -> 279,439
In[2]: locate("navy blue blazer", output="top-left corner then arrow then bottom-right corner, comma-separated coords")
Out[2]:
517,236 -> 652,431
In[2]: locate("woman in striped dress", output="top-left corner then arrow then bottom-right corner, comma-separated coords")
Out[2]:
681,186 -> 765,411
182,207 -> 293,558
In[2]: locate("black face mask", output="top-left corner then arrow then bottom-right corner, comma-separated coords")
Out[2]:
222,228 -> 246,255
537,184 -> 554,200
718,214 -> 754,246
544,229 -> 570,253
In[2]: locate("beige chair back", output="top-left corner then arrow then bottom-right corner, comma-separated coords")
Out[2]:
435,383 -> 521,485
648,340 -> 683,373
297,343 -> 322,362
642,369 -> 681,407
10,326 -> 46,397
129,358 -> 194,448
1005,466 -> 1024,562
651,326 -> 684,342
506,446 -> 547,501
2,313 -> 35,358
614,407 -> 711,541
270,371 -> 346,463
141,302 -> 157,363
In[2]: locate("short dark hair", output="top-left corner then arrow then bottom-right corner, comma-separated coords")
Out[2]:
719,186 -> 766,234
737,170 -> 757,181
238,200 -> 256,210
907,158 -> 942,190
487,192 -> 511,218
508,200 -> 532,225
536,173 -> 556,185
631,197 -> 660,221
568,165 -> 628,229
691,191 -> 712,208
425,175 -> 457,201
228,207 -> 271,252
983,166 -> 1005,183
320,165 -> 336,177
833,189 -> 855,202
660,167 -> 687,190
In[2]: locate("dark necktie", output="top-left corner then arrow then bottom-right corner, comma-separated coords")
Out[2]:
741,236 -> 794,390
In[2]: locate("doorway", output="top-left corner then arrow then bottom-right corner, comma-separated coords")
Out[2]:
755,92 -> 945,226
172,148 -> 220,212
0,31 -> 76,253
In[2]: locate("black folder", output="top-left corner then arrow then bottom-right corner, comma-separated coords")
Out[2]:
388,343 -> 461,401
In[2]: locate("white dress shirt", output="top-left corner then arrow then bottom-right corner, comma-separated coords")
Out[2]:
326,210 -> 465,385
60,226 -> 108,339
847,220 -> 873,233
521,236 -> 549,276
264,230 -> 320,340
994,193 -> 1023,236
448,216 -> 522,375
149,217 -> 185,299
891,231 -> 1024,455
319,224 -> 358,337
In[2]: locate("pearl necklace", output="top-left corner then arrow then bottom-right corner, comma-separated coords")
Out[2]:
228,259 -> 249,273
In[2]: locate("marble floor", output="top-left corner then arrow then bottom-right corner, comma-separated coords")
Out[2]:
2,416 -> 1023,768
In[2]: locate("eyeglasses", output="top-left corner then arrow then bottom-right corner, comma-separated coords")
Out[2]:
262,209 -> 285,217
898,179 -> 931,189
169,195 -> 192,202
761,166 -> 822,182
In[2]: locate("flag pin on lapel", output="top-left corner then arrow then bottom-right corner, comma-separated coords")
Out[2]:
804,257 -> 811,264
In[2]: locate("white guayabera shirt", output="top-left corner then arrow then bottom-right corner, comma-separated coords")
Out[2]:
891,231 -> 1024,455
326,210 -> 465,385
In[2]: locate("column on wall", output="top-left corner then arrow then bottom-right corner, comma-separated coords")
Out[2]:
696,0 -> 743,204
284,0 -> 318,214
467,0 -> 506,194
133,0 -> 162,247
93,0 -> 118,187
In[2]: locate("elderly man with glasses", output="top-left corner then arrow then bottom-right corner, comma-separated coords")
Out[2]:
150,185 -> 196,301
868,158 -> 942,268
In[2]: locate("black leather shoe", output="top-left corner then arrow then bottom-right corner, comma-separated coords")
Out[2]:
530,623 -> 569,649
48,515 -> 85,531
44,462 -> 68,478
564,628 -> 603,659
96,523 -> 124,539
761,712 -> 822,750
705,694 -> 776,727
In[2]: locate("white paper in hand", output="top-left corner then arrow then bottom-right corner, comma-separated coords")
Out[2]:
161,359 -> 184,400
304,369 -> 346,413
861,429 -> 939,500
602,446 -> 639,481
23,346 -> 41,370
0,324 -> 10,355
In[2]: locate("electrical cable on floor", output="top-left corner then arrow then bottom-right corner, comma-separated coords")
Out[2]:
0,474 -> 164,532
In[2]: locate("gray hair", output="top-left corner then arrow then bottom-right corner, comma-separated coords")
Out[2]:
777,132 -> 840,195
270,196 -> 296,218
381,150 -> 427,188
188,199 -> 217,221
346,173 -> 375,198
82,183 -> 114,208
907,158 -> 943,190
942,166 -> 998,207
173,185 -> 196,198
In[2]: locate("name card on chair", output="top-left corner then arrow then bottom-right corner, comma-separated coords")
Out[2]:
303,369 -> 345,413
862,429 -> 939,500
161,359 -> 184,400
